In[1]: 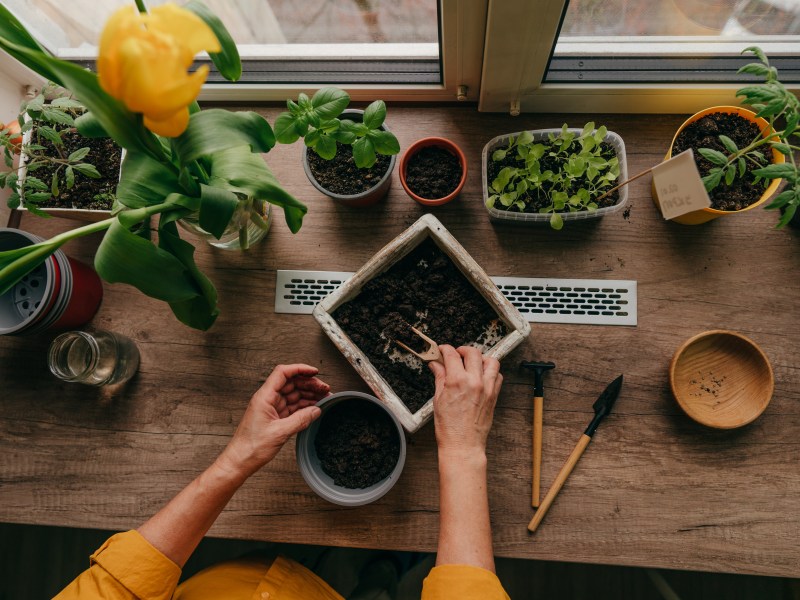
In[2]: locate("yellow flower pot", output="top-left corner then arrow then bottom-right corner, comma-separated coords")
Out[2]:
653,105 -> 785,225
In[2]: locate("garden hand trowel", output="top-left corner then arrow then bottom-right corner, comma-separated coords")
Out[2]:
527,374 -> 623,534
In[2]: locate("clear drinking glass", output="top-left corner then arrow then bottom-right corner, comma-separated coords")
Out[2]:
48,330 -> 140,386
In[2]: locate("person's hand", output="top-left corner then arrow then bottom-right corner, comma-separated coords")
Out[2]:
217,364 -> 330,480
429,346 -> 503,460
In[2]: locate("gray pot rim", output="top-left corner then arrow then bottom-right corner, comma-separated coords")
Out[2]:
296,390 -> 407,506
301,109 -> 397,201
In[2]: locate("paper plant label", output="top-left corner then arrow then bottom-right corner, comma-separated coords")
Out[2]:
651,150 -> 711,220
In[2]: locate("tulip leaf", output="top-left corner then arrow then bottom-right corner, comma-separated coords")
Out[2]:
94,219 -> 200,303
74,112 -> 109,138
185,0 -> 241,82
157,220 -> 219,330
199,184 -> 239,239
0,5 -> 58,82
116,150 -> 181,208
206,145 -> 307,233
173,110 -> 276,166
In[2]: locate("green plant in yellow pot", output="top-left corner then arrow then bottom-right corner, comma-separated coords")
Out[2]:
0,1 -> 307,330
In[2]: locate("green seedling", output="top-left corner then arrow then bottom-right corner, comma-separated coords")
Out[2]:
487,122 -> 620,230
274,87 -> 400,169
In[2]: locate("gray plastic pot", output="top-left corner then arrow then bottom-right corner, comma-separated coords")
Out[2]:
301,109 -> 397,208
296,391 -> 407,506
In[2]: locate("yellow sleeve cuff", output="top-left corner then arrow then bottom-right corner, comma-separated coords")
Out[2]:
422,564 -> 510,600
90,530 -> 182,600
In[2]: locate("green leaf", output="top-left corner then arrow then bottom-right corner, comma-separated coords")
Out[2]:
273,112 -> 300,144
23,176 -> 48,191
40,107 -> 74,126
718,135 -> 738,153
486,195 -> 497,209
117,149 -> 181,209
492,149 -> 507,161
369,130 -> 400,155
738,157 -> 746,178
72,163 -> 101,178
753,163 -> 796,180
95,219 -> 200,303
74,112 -> 109,138
304,128 -> 321,148
725,165 -> 736,186
311,87 -> 350,120
772,143 -> 792,155
702,169 -> 723,192
698,148 -> 728,166
68,147 -> 90,162
581,122 -> 595,137
50,172 -> 58,197
36,125 -> 61,146
185,0 -> 241,82
742,46 -> 768,66
784,113 -> 799,138
363,100 -> 387,129
0,5 -> 57,80
173,109 -> 276,167
549,212 -> 563,230
158,220 -> 218,330
50,97 -> 84,110
777,203 -> 797,228
765,189 -> 795,210
330,127 -> 356,145
516,131 -> 534,146
499,192 -> 516,206
738,62 -> 770,77
206,145 -> 307,233
198,184 -> 239,239
352,136 -> 376,169
65,165 -> 74,189
314,135 -> 337,160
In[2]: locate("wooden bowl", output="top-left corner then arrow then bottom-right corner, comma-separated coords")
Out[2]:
669,330 -> 774,429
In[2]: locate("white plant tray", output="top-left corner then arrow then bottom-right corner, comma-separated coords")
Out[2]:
312,214 -> 531,434
481,127 -> 629,224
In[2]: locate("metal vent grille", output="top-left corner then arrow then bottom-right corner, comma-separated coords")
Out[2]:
276,270 -> 637,326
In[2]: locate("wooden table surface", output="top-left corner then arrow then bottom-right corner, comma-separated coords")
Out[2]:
1,107 -> 799,578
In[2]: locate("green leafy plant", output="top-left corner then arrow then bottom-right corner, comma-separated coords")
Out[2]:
698,47 -> 799,227
486,122 -> 620,230
274,87 -> 400,169
0,88 -> 115,216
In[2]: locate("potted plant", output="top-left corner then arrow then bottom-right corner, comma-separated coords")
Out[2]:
653,47 -> 796,226
295,391 -> 406,506
1,88 -> 123,222
399,137 -> 467,206
482,122 -> 628,230
0,2 -> 308,331
274,87 -> 400,207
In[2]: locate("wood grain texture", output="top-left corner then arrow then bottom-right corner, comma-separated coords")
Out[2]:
1,108 -> 799,577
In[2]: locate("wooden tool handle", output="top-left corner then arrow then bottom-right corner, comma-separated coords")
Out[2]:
528,433 -> 591,533
532,395 -> 544,508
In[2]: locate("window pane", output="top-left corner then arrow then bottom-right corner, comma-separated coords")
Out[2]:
4,0 -> 441,84
547,0 -> 800,83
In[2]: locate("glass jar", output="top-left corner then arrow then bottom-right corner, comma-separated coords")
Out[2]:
48,330 -> 140,386
179,196 -> 272,251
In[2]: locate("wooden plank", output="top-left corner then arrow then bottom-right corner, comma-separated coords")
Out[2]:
1,107 -> 799,578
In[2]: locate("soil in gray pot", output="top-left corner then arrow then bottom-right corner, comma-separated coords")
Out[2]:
333,238 -> 506,413
308,143 -> 391,195
315,399 -> 400,489
406,146 -> 461,199
672,112 -> 769,211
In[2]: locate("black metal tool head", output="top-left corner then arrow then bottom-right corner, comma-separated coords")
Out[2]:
520,361 -> 556,396
585,374 -> 624,436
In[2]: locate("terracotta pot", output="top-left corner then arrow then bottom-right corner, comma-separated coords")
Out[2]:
302,109 -> 396,208
399,137 -> 467,207
654,106 -> 785,225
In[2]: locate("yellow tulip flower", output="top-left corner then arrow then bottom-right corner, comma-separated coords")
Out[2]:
98,4 -> 221,137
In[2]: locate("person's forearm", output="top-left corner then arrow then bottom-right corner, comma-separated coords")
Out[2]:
137,456 -> 250,567
436,449 -> 495,572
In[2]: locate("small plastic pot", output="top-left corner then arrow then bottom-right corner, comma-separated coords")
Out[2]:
400,137 -> 467,206
653,106 -> 785,225
302,109 -> 397,208
296,391 -> 407,506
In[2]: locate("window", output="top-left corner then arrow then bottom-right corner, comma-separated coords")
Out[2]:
1,0 -> 486,102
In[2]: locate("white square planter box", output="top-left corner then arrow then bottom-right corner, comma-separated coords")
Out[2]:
313,213 -> 531,434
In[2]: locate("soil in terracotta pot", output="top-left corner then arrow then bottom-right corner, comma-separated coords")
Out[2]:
31,122 -> 121,210
334,238 -> 507,413
307,143 -> 391,196
315,399 -> 400,489
487,141 -> 620,213
405,146 -> 461,199
672,112 -> 769,212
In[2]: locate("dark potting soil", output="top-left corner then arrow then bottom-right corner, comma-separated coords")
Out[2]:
405,146 -> 462,199
672,112 -> 768,212
307,143 -> 391,196
486,141 -> 620,213
315,399 -> 400,489
333,238 -> 506,413
32,122 -> 121,210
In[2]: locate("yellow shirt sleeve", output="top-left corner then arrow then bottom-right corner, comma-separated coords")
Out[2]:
421,564 -> 510,600
54,530 -> 181,600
